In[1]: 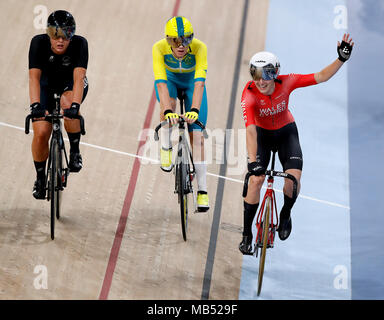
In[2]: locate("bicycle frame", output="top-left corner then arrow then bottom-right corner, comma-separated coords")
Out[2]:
47,94 -> 69,192
255,152 -> 279,250
176,91 -> 196,194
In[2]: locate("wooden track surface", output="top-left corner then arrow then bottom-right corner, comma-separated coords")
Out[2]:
0,0 -> 268,299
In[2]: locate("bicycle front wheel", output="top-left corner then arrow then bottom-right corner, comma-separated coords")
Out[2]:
55,144 -> 63,220
49,139 -> 59,240
178,163 -> 189,241
257,196 -> 271,296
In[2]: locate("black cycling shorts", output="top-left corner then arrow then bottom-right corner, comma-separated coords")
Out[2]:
254,122 -> 303,172
33,77 -> 88,122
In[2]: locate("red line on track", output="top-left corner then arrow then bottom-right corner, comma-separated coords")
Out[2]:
99,0 -> 181,300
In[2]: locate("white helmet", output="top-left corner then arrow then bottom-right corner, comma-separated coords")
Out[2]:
249,51 -> 280,81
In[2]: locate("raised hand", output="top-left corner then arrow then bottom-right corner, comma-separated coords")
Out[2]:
337,33 -> 354,62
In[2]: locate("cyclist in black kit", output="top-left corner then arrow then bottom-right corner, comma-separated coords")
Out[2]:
28,10 -> 89,199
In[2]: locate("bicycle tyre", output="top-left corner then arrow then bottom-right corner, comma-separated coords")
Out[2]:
257,196 -> 271,296
178,163 -> 188,241
55,144 -> 62,220
50,139 -> 58,240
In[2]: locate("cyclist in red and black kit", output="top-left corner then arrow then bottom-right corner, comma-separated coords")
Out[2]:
28,10 -> 88,199
239,33 -> 354,255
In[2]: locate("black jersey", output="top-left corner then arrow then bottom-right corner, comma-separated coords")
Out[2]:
28,34 -> 88,89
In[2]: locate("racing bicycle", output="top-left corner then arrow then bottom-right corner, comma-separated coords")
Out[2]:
243,150 -> 298,296
154,89 -> 208,241
25,93 -> 85,240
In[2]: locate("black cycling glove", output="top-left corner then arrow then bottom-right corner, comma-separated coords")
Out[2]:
64,102 -> 80,118
30,102 -> 46,118
248,162 -> 266,176
337,41 -> 353,62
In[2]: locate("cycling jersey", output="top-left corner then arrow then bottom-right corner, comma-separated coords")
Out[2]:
241,74 -> 317,130
152,38 -> 208,131
29,34 -> 88,90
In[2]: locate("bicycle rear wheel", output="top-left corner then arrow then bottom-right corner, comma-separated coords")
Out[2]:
257,196 -> 271,296
178,163 -> 189,241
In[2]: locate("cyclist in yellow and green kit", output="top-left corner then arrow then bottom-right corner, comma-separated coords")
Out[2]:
152,16 -> 209,212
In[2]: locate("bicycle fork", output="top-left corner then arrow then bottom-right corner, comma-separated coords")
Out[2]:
53,128 -> 69,191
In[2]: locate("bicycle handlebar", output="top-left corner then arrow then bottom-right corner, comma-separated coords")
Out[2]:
242,170 -> 298,200
154,118 -> 208,141
25,113 -> 86,135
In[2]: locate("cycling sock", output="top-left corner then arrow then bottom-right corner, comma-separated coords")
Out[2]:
243,201 -> 259,237
280,194 -> 296,218
34,160 -> 46,180
161,126 -> 172,150
67,132 -> 81,154
194,162 -> 207,192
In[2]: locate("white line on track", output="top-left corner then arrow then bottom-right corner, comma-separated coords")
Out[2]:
1,120 -> 350,210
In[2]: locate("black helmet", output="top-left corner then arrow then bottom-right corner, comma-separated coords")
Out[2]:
47,10 -> 76,40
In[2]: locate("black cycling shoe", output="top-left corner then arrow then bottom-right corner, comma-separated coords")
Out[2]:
32,179 -> 46,200
278,213 -> 292,241
69,152 -> 83,173
239,235 -> 253,255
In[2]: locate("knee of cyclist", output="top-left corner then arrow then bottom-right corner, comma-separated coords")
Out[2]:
60,96 -> 72,110
249,175 -> 264,189
61,102 -> 71,110
284,184 -> 300,199
33,132 -> 50,144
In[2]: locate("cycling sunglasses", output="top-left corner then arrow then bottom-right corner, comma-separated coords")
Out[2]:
166,35 -> 193,48
47,26 -> 75,40
250,64 -> 278,81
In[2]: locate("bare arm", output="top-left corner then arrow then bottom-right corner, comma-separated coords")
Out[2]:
191,81 -> 204,111
29,68 -> 41,104
72,67 -> 86,104
246,125 -> 258,163
156,82 -> 174,121
314,59 -> 344,83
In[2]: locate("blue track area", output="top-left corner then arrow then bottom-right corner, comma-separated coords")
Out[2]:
348,0 -> 384,300
240,0 -> 354,299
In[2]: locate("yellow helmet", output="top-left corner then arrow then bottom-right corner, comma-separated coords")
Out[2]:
164,16 -> 193,38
